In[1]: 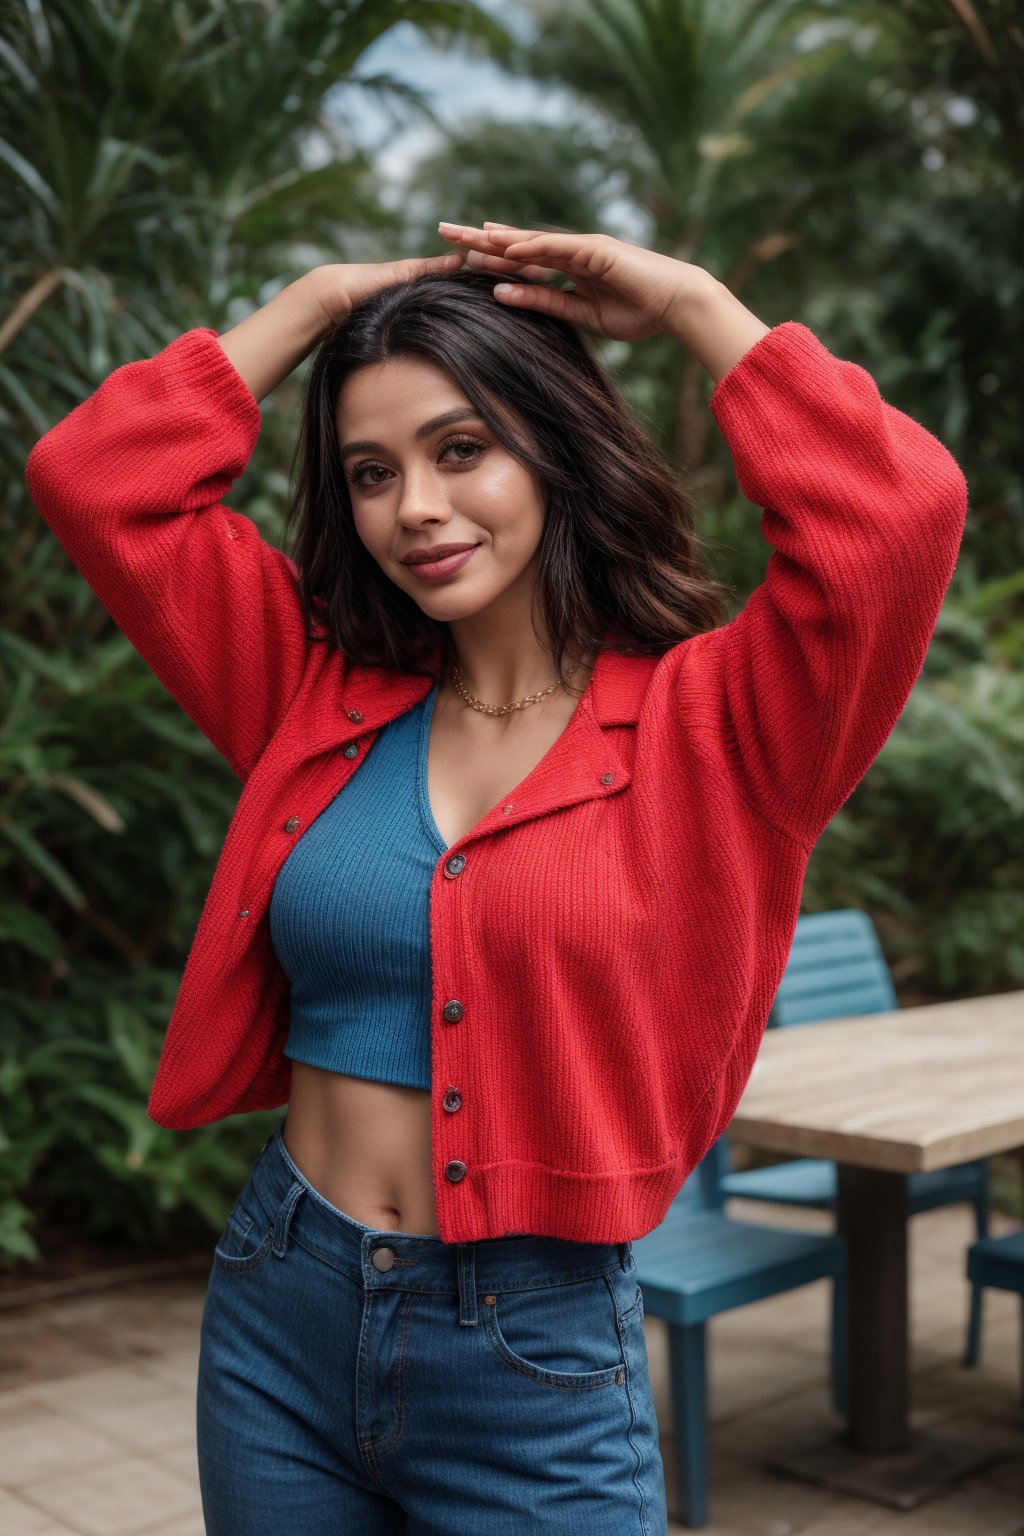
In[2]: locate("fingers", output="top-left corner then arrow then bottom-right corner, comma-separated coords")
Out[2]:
438,222 -> 524,256
439,221 -> 560,256
435,244 -> 554,281
453,223 -> 572,253
439,221 -> 601,275
492,281 -> 589,327
463,250 -> 555,280
399,251 -> 467,275
488,231 -> 595,267
433,224 -> 559,280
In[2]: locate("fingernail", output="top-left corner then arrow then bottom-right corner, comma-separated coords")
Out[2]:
494,284 -> 520,297
438,221 -> 459,233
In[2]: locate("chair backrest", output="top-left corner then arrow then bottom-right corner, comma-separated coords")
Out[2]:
768,908 -> 898,1027
695,910 -> 899,1199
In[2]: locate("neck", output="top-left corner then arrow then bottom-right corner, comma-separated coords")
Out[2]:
442,615 -> 595,711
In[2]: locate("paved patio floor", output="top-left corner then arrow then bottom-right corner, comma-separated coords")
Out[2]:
0,1198 -> 1020,1535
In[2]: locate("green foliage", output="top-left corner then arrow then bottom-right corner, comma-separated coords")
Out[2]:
2,975 -> 281,1260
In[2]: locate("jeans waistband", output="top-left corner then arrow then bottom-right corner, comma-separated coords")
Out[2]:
246,1115 -> 631,1323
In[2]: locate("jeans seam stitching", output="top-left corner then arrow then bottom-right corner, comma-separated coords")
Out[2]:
359,1290 -> 414,1462
617,1296 -> 651,1535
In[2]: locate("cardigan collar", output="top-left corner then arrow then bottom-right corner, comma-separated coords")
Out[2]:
338,636 -> 661,735
301,638 -> 665,848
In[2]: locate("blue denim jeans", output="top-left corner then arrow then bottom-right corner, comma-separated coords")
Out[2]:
197,1114 -> 669,1534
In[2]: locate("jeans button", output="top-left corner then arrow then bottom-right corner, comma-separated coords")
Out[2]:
371,1246 -> 396,1271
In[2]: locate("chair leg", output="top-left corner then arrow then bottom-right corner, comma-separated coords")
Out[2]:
667,1320 -> 708,1529
831,1266 -> 848,1415
974,1177 -> 990,1241
965,1279 -> 983,1367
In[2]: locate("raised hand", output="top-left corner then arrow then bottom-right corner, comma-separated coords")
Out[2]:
436,221 -> 715,342
313,250 -> 468,327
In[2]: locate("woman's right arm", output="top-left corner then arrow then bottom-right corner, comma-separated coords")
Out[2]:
215,253 -> 465,401
24,271 -> 334,782
215,269 -> 335,404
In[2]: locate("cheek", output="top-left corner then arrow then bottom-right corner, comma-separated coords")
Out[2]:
467,465 -> 545,545
351,504 -> 384,555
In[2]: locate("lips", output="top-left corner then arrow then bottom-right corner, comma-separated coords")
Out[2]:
402,543 -> 480,565
404,545 -> 480,581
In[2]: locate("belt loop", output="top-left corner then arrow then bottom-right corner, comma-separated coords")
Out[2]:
457,1243 -> 479,1327
272,1178 -> 305,1259
618,1240 -> 630,1271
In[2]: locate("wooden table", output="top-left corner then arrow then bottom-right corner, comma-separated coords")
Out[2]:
728,988 -> 1024,1509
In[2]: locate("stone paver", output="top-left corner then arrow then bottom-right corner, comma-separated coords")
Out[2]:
0,1484 -> 83,1535
0,1199 -> 1018,1534
16,1456 -> 198,1536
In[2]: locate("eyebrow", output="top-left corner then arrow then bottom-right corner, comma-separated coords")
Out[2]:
338,407 -> 484,460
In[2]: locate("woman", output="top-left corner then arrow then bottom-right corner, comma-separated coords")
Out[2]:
25,223 -> 968,1533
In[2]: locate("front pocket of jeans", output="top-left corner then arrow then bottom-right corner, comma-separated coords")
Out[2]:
212,1189 -> 275,1276
481,1270 -> 627,1390
619,1281 -> 644,1326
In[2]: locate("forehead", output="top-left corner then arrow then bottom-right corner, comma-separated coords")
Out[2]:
335,356 -> 469,429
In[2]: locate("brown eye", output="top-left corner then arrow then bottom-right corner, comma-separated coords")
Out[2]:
347,461 -> 391,489
439,435 -> 487,465
346,434 -> 486,491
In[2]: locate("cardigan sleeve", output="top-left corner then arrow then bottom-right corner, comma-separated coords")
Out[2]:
25,328 -> 312,782
675,321 -> 968,851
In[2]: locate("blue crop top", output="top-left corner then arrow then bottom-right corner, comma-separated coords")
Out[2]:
269,681 -> 447,1089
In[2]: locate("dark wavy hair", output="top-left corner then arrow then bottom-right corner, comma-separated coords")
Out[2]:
282,267 -> 729,692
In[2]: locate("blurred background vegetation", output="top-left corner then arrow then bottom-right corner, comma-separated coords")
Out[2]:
1,0 -> 1021,1273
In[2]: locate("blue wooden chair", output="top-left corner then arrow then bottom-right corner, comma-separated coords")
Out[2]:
965,1228 -> 1024,1401
631,1141 -> 848,1528
716,909 -> 990,1361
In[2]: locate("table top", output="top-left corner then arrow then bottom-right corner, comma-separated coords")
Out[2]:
729,989 -> 1024,1172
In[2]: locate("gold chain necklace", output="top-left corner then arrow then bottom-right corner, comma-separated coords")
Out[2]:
449,659 -> 582,717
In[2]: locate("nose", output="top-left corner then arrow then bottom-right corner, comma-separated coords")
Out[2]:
396,462 -> 453,528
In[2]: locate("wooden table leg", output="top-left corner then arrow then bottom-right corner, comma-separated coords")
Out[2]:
836,1162 -> 909,1451
767,1159 -> 1012,1507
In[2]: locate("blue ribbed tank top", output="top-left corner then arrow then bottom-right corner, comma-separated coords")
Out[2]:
269,681 -> 446,1089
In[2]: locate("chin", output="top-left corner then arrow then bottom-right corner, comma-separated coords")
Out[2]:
414,592 -> 494,618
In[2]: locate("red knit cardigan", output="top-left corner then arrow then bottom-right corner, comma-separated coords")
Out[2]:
25,322 -> 968,1244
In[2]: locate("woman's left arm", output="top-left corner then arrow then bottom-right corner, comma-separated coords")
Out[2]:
439,223 -> 970,850
662,275 -> 772,384
668,289 -> 968,850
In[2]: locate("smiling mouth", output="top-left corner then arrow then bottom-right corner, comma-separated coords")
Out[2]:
403,545 -> 481,580
403,543 -> 481,566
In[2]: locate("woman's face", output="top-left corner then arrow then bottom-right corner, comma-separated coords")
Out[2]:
336,356 -> 546,620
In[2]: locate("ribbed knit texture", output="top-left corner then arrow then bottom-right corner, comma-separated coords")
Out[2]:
25,321 -> 969,1245
272,684 -> 443,1088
